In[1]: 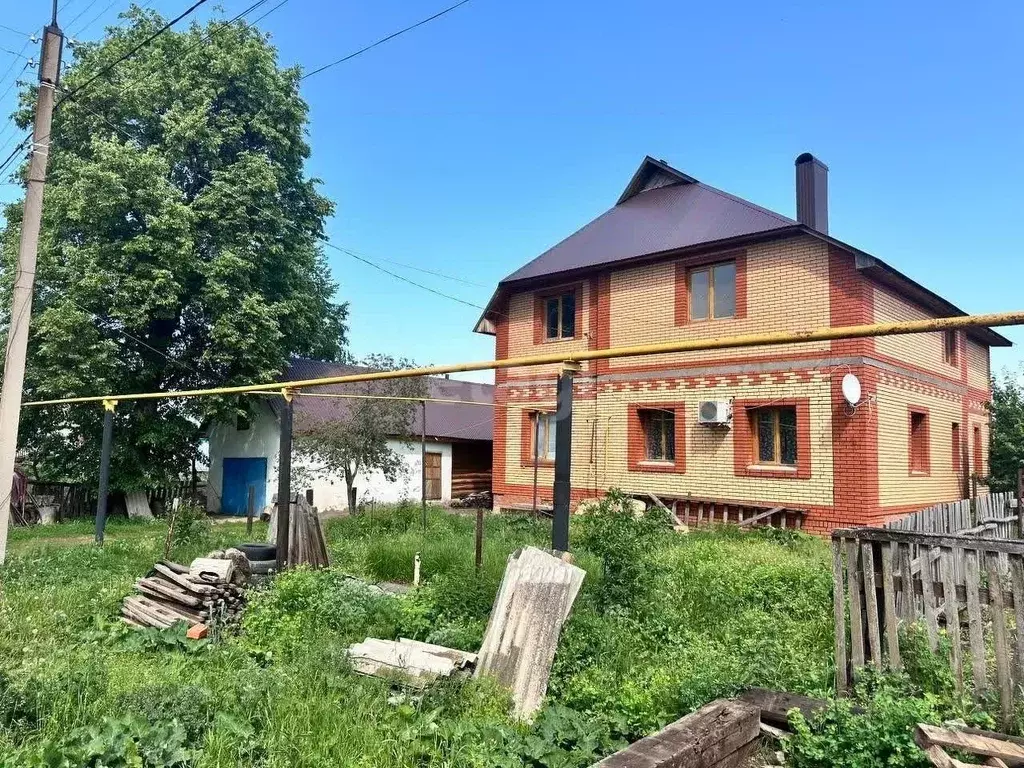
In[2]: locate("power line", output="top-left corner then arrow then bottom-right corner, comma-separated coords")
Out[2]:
64,0 -> 108,32
329,245 -> 486,311
62,0 -> 213,101
0,47 -> 31,61
0,24 -> 30,38
343,247 -> 489,288
72,0 -> 127,37
301,0 -> 473,80
249,0 -> 294,26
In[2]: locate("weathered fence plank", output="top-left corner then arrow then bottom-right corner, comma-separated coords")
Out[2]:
862,542 -> 883,669
940,550 -> 962,691
963,548 -> 988,697
846,538 -> 865,669
986,553 -> 1014,728
832,538 -> 849,690
919,545 -> 940,651
881,541 -> 901,669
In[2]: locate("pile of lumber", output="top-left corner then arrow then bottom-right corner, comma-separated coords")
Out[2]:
121,558 -> 247,630
267,494 -> 330,568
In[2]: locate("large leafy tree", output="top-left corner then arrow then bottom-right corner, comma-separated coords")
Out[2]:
989,370 -> 1024,494
0,8 -> 347,487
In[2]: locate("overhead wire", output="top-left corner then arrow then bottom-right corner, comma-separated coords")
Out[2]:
301,0 -> 473,80
0,24 -> 30,38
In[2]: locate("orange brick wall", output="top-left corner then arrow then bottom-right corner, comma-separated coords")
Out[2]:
490,236 -> 995,531
967,339 -> 991,391
606,236 -> 831,369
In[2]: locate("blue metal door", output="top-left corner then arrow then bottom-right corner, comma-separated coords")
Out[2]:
222,457 -> 267,516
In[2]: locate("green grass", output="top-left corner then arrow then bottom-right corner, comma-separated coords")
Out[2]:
0,501 -> 839,766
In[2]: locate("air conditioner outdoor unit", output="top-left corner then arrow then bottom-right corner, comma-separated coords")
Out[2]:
698,400 -> 732,426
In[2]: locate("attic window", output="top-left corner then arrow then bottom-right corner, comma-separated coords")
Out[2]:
545,293 -> 576,340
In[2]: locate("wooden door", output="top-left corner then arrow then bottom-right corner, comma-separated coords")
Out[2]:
425,452 -> 443,500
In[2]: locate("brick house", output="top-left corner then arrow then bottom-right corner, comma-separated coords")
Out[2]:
473,154 -> 1009,533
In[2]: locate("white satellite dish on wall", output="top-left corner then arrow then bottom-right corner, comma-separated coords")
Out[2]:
842,373 -> 862,406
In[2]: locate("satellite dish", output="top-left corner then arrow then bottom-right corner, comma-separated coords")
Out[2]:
842,373 -> 862,406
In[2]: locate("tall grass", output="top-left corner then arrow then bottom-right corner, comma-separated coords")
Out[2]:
0,503 -> 837,766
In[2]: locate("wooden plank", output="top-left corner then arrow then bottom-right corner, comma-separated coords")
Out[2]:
832,538 -> 849,690
861,542 -> 883,669
1010,557 -> 1024,692
738,506 -> 785,528
737,688 -> 836,730
881,541 -> 901,670
941,549 -> 964,692
986,552 -> 1014,729
985,758 -> 1011,768
900,542 -> 916,622
920,545 -> 940,651
135,578 -> 202,607
846,538 -> 865,670
833,528 -> 1024,555
189,557 -> 233,584
153,563 -> 213,595
917,723 -> 1024,762
965,549 -> 988,697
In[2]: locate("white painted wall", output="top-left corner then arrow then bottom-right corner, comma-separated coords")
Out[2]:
207,406 -> 454,513
300,440 -> 453,511
206,401 -> 280,514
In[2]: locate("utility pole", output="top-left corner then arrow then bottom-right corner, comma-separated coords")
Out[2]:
0,9 -> 63,565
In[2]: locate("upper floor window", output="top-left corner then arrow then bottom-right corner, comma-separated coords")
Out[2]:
909,410 -> 930,474
752,406 -> 797,466
640,409 -> 675,462
545,293 -> 576,340
689,261 -> 736,321
943,330 -> 958,366
530,411 -> 557,460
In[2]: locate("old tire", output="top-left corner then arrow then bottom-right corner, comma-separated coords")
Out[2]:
249,558 -> 276,575
238,543 -> 276,561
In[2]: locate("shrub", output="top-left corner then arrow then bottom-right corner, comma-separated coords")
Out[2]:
12,715 -> 192,767
113,684 -> 216,744
575,490 -> 670,612
166,502 -> 209,550
241,568 -> 403,655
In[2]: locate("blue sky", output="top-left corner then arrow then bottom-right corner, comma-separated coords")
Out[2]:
2,0 -> 1022,383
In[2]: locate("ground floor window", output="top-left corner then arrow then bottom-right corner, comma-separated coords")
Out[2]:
640,409 -> 675,461
530,411 -> 557,461
751,406 -> 798,466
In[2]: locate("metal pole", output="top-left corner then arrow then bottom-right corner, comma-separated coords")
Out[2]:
421,399 -> 427,531
0,21 -> 63,564
552,364 -> 577,552
94,400 -> 115,544
532,414 -> 540,516
246,485 -> 255,537
276,391 -> 293,571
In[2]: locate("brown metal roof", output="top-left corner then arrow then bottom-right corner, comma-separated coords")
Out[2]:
280,359 -> 494,442
502,170 -> 795,284
474,155 -> 1011,348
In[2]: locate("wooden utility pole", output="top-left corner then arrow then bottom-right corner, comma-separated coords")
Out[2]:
420,400 -> 427,530
0,12 -> 63,564
551,362 -> 580,552
94,400 -> 116,543
275,390 -> 293,571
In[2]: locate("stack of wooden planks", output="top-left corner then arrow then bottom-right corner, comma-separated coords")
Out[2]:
121,560 -> 246,630
267,494 -> 331,568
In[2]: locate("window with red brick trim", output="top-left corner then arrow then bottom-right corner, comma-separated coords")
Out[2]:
627,403 -> 686,473
973,425 -> 984,477
751,407 -> 798,466
943,331 -> 958,366
732,399 -> 811,480
909,409 -> 930,475
674,250 -> 747,326
951,422 -> 961,472
533,286 -> 583,344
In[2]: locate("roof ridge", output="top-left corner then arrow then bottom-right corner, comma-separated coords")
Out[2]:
695,181 -> 796,225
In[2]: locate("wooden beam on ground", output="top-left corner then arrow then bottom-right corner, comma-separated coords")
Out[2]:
737,507 -> 784,528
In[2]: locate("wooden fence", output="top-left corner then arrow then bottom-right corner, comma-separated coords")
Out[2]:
833,526 -> 1024,727
883,492 -> 1019,537
18,481 -> 200,523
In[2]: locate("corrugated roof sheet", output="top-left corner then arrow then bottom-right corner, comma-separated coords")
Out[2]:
502,179 -> 795,284
282,358 -> 493,442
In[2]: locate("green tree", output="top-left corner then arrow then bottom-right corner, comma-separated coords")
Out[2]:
988,370 -> 1024,493
293,355 -> 426,512
0,8 -> 347,487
